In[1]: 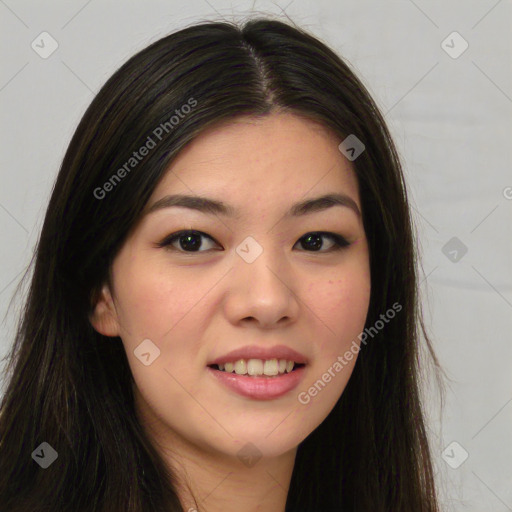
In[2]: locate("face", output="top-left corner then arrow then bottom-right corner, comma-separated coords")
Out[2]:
91,112 -> 371,461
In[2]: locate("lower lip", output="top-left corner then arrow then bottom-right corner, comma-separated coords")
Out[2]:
207,366 -> 306,400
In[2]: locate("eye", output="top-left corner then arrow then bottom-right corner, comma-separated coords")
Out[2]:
294,232 -> 350,252
157,230 -> 351,254
157,230 -> 219,253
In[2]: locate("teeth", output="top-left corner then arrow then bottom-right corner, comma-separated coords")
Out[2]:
215,358 -> 298,376
234,359 -> 247,374
247,359 -> 263,376
263,359 -> 279,376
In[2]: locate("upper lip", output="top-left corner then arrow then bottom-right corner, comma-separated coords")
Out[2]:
208,345 -> 308,366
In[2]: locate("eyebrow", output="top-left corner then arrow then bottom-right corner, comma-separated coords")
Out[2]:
146,192 -> 361,219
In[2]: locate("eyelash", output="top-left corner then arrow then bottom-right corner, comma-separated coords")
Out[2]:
156,230 -> 351,254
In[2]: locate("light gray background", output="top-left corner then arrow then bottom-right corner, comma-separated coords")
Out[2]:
1,1 -> 511,510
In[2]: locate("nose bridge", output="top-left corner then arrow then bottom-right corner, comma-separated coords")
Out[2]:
226,234 -> 299,325
235,234 -> 288,292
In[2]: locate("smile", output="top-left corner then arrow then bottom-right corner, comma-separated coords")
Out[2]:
210,358 -> 305,376
207,360 -> 307,400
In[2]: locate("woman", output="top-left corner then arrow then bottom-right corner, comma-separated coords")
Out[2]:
0,17 -> 444,512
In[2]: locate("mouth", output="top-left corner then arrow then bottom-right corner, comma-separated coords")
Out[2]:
207,360 -> 308,400
208,359 -> 307,378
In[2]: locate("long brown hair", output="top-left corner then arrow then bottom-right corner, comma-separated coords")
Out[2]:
0,17 -> 444,511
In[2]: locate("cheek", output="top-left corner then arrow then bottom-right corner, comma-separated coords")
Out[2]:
113,261 -> 214,342
305,263 -> 371,366
115,266 -> 211,415
295,269 -> 370,426
323,277 -> 369,316
310,271 -> 370,330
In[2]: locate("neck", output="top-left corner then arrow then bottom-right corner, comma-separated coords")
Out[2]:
172,447 -> 296,512
142,420 -> 296,512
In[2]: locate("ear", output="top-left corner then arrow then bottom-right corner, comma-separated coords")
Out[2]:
89,283 -> 121,337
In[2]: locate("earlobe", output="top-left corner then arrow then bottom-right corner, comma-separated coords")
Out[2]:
89,284 -> 121,337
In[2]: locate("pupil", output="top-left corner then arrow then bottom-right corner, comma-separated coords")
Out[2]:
180,233 -> 201,251
302,233 -> 322,251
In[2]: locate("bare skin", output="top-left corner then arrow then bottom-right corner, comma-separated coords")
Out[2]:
90,112 -> 371,512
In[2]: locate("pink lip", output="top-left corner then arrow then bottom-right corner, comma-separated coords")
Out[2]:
208,344 -> 308,366
207,365 -> 307,400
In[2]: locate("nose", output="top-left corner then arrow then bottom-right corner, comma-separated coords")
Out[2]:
223,246 -> 300,329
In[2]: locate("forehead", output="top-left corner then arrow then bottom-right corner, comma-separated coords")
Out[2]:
149,113 -> 361,215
